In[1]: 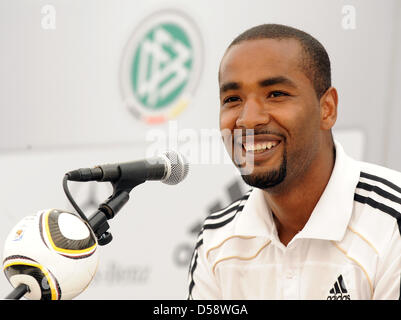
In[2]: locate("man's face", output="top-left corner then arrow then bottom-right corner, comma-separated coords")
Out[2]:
219,38 -> 323,190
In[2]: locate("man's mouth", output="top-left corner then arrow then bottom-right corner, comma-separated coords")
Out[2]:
230,132 -> 285,168
243,140 -> 280,153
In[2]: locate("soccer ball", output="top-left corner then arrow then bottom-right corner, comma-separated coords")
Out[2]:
3,209 -> 99,300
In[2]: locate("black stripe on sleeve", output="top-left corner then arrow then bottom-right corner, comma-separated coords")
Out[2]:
205,204 -> 242,221
360,172 -> 401,195
205,193 -> 250,222
354,193 -> 401,235
356,181 -> 401,206
203,206 -> 244,230
203,192 -> 249,229
187,251 -> 198,299
187,190 -> 251,299
188,227 -> 204,299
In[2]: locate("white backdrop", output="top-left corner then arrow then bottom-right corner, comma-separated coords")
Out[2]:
0,0 -> 399,299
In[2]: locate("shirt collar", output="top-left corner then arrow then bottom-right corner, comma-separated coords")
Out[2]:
235,140 -> 361,242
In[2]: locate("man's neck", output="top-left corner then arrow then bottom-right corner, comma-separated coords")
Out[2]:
263,145 -> 336,246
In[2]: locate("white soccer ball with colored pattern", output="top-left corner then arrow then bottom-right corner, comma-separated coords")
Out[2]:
3,209 -> 99,300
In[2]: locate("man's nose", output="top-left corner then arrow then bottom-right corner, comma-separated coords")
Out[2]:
235,97 -> 270,129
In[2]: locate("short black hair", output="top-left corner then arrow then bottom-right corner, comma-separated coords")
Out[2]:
228,24 -> 331,99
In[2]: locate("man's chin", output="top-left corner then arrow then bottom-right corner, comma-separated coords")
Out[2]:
234,147 -> 287,189
241,170 -> 286,189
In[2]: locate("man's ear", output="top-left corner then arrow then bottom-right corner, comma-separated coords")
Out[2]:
320,87 -> 338,131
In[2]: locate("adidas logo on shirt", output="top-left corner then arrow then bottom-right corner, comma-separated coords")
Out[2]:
327,275 -> 351,300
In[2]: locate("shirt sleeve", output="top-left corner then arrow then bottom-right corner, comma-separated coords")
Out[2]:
373,222 -> 401,300
187,234 -> 221,299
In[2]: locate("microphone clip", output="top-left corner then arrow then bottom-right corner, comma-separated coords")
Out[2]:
64,171 -> 144,246
88,178 -> 138,246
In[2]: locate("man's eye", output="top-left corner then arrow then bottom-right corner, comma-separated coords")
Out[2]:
268,91 -> 288,98
223,96 -> 241,104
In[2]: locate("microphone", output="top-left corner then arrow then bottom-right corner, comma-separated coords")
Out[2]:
62,150 -> 190,246
3,151 -> 189,299
65,150 -> 189,186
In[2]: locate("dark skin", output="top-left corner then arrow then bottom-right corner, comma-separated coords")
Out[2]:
219,38 -> 338,246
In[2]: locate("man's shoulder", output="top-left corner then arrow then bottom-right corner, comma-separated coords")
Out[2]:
355,160 -> 401,211
352,160 -> 401,247
197,189 -> 253,249
357,160 -> 401,186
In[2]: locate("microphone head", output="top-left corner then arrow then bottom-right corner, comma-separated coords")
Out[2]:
3,209 -> 99,300
161,151 -> 189,185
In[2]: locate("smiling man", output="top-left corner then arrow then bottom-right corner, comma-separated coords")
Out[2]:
188,24 -> 401,300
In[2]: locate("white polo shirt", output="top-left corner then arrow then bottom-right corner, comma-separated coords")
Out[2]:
188,142 -> 401,300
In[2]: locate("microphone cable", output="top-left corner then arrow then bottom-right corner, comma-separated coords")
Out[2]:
62,174 -> 89,223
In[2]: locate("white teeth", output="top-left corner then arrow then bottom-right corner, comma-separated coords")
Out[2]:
244,141 -> 278,152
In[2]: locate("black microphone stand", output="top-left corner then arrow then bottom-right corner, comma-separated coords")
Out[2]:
88,189 -> 130,245
87,173 -> 146,246
5,284 -> 30,299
